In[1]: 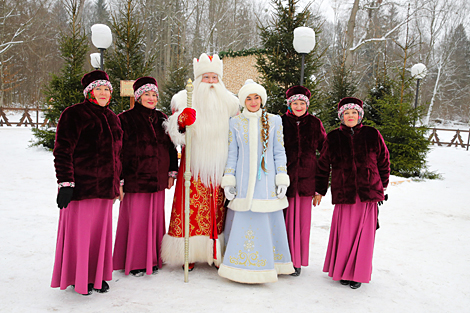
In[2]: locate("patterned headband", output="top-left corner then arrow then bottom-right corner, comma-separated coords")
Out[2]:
134,83 -> 159,102
338,103 -> 364,124
287,94 -> 310,107
83,80 -> 113,97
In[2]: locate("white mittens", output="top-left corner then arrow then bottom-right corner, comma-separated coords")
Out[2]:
224,186 -> 237,200
277,185 -> 288,199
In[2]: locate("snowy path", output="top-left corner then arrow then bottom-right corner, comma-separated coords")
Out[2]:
0,128 -> 469,312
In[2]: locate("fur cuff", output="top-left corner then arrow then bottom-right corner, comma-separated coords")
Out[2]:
221,175 -> 236,188
161,233 -> 224,266
163,112 -> 186,146
228,197 -> 288,213
218,264 -> 278,284
275,173 -> 290,187
275,262 -> 295,275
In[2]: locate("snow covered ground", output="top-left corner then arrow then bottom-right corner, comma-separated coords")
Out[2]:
0,127 -> 469,312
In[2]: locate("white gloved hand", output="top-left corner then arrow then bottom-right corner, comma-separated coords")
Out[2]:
276,185 -> 288,199
224,186 -> 237,201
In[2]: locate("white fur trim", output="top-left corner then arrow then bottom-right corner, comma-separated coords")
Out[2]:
228,197 -> 288,213
162,90 -> 188,146
161,233 -> 224,266
275,173 -> 290,187
245,110 -> 260,211
275,262 -> 295,275
193,53 -> 223,79
218,264 -> 278,284
237,79 -> 267,108
221,175 -> 236,188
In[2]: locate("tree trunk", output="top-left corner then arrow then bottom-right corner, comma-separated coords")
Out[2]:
345,0 -> 360,68
426,60 -> 441,125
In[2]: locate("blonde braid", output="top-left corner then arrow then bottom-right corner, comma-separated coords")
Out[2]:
260,105 -> 269,173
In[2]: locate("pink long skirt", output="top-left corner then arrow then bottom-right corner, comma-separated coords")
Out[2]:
323,195 -> 378,283
285,194 -> 313,268
51,199 -> 113,295
113,191 -> 165,275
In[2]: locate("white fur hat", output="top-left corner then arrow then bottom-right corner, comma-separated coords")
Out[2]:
237,79 -> 267,108
193,53 -> 223,79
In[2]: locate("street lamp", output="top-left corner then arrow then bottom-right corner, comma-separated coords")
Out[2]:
411,63 -> 427,109
90,53 -> 101,70
293,27 -> 316,86
91,24 -> 113,71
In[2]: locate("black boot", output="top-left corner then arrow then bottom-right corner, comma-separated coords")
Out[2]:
94,281 -> 109,293
290,267 -> 301,276
349,281 -> 362,289
130,269 -> 145,277
340,280 -> 350,285
152,266 -> 158,274
74,283 -> 93,296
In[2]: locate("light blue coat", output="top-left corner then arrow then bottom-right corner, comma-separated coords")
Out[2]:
221,109 -> 290,213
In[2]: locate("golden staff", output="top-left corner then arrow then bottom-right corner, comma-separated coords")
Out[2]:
184,78 -> 193,282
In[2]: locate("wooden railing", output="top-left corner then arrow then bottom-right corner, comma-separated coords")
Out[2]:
1,107 -> 469,151
428,127 -> 470,150
0,107 -> 54,128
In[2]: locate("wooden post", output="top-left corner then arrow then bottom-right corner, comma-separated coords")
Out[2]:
467,128 -> 470,151
120,80 -> 136,111
184,78 -> 194,283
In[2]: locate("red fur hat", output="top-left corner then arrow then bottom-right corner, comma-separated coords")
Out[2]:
337,97 -> 364,124
133,76 -> 158,91
133,76 -> 159,102
81,70 -> 110,88
81,70 -> 113,97
286,85 -> 311,108
337,97 -> 363,110
286,85 -> 311,99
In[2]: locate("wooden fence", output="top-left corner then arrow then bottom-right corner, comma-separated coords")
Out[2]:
428,128 -> 470,150
0,107 -> 54,128
1,107 -> 469,150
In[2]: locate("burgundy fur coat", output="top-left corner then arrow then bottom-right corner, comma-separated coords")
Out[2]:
53,100 -> 123,201
316,123 -> 390,204
282,112 -> 326,197
119,102 -> 178,193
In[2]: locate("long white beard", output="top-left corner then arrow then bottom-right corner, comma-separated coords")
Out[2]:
190,79 -> 232,187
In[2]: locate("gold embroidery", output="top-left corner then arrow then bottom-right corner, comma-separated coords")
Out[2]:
277,123 -> 284,145
235,114 -> 249,144
277,166 -> 287,173
244,229 -> 255,251
229,251 -> 267,267
273,246 -> 283,261
229,129 -> 233,144
229,228 -> 267,267
224,168 -> 235,174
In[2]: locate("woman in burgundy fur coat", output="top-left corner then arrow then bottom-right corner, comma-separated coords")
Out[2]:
112,77 -> 178,277
282,86 -> 326,277
51,70 -> 123,296
316,97 -> 390,289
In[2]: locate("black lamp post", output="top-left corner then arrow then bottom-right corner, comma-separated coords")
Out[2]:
293,27 -> 316,86
91,24 -> 113,71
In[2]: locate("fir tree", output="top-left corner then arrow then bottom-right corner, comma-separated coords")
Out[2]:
316,63 -> 357,133
159,59 -> 189,117
91,0 -> 111,25
106,0 -> 155,113
364,76 -> 432,178
32,0 -> 87,150
256,0 -> 323,114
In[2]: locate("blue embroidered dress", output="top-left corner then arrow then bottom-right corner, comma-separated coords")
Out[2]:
218,109 -> 294,283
